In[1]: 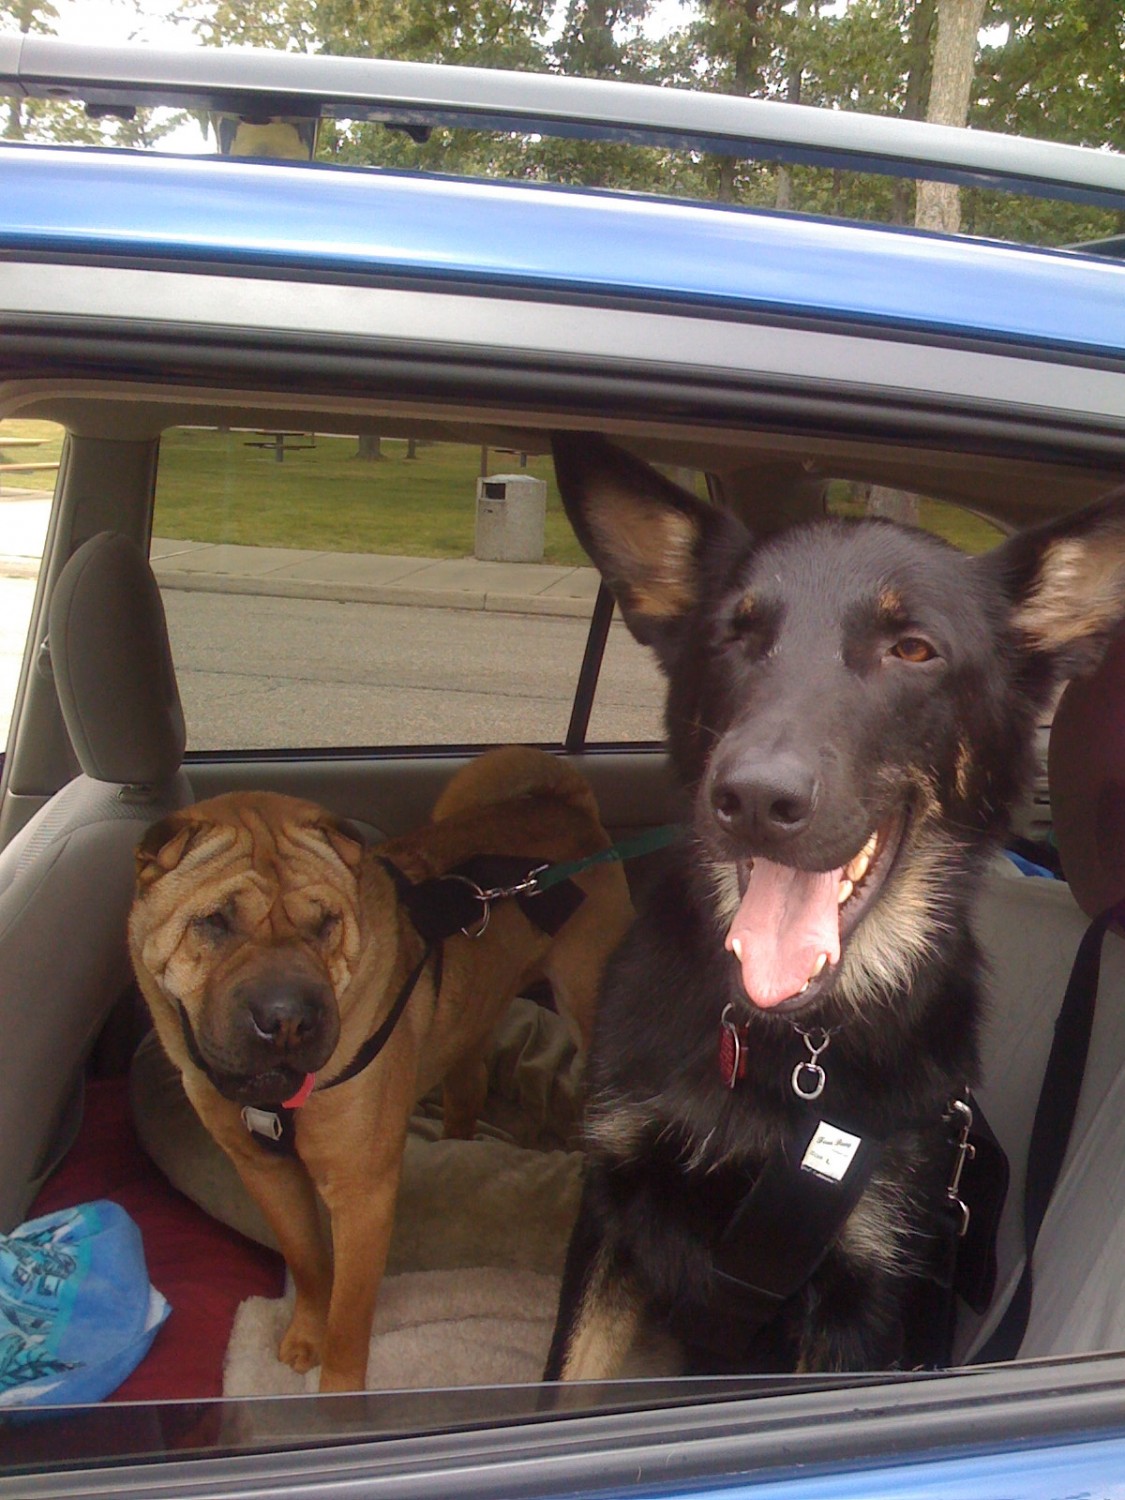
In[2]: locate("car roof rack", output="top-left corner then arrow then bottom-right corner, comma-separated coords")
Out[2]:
2,35 -> 1124,212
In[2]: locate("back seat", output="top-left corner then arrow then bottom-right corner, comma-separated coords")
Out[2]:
956,634 -> 1125,1361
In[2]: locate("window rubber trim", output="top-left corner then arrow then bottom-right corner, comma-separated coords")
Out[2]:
5,319 -> 1125,470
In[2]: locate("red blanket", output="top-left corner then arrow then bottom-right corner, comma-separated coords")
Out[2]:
31,1079 -> 284,1402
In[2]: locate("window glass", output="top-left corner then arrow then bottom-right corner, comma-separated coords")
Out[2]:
153,427 -> 670,751
0,420 -> 62,751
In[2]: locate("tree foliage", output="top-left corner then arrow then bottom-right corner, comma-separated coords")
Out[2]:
2,0 -> 1123,245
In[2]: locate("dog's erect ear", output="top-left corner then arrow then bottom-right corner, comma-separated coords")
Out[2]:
981,486 -> 1125,681
135,814 -> 205,886
552,432 -> 743,652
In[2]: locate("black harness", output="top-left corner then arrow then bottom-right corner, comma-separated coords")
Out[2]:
667,1021 -> 1008,1370
175,853 -> 589,1157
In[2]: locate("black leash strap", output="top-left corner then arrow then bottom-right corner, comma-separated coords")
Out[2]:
318,941 -> 438,1094
975,900 -> 1122,1363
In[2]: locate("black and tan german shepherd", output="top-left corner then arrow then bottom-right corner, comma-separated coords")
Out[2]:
545,432 -> 1125,1378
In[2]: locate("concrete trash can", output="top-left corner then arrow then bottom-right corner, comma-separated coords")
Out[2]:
474,474 -> 546,562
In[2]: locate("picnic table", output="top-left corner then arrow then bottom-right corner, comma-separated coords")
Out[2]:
0,438 -> 58,493
244,431 -> 317,463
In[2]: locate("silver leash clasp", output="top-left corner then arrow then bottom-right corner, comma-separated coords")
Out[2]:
945,1096 -> 975,1238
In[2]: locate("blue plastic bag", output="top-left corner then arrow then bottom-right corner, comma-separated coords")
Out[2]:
0,1200 -> 169,1407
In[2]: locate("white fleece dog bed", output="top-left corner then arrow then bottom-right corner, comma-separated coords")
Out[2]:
224,1267 -> 561,1396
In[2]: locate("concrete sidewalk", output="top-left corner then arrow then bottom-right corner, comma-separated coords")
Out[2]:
0,494 -> 602,619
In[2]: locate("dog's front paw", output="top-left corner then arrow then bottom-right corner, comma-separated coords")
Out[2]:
279,1313 -> 325,1374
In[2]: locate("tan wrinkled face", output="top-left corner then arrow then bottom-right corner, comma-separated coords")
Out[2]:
129,791 -> 364,1103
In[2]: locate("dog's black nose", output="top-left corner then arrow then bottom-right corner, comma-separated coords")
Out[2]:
710,757 -> 818,843
246,983 -> 330,1054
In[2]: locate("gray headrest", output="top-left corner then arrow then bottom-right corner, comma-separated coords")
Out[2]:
48,532 -> 186,786
1049,628 -> 1125,919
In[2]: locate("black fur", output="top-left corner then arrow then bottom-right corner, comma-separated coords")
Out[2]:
545,433 -> 1125,1378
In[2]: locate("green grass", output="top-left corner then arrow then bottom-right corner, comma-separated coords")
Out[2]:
3,421 -> 1003,562
153,429 -> 592,566
825,479 -> 1003,554
0,419 -> 65,490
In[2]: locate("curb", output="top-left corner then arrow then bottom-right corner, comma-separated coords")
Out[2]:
1,558 -> 603,620
153,569 -> 599,619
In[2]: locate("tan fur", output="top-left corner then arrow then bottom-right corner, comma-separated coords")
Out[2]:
1013,533 -> 1125,648
586,495 -> 699,620
955,738 -> 973,803
876,587 -> 905,622
557,1247 -> 644,1382
432,743 -> 602,827
128,750 -> 634,1393
836,824 -> 960,1012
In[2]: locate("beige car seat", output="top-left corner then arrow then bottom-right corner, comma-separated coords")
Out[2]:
0,532 -> 192,1228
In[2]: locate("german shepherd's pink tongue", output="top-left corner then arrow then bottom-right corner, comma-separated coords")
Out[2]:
725,858 -> 843,1008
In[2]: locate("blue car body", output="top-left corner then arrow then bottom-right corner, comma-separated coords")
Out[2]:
5,143 -> 1125,356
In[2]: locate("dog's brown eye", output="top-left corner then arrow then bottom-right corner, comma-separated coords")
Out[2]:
889,636 -> 936,664
193,909 -> 232,939
315,910 -> 340,941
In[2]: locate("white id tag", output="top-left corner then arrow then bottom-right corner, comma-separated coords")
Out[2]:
801,1122 -> 862,1182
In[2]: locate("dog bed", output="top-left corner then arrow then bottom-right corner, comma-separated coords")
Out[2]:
225,1267 -> 562,1396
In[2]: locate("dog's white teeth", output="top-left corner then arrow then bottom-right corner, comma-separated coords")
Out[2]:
811,952 -> 828,978
837,878 -> 854,906
731,936 -> 744,961
844,832 -> 881,885
798,980 -> 810,995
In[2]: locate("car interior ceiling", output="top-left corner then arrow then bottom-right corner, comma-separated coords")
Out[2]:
4,374 -> 1125,1421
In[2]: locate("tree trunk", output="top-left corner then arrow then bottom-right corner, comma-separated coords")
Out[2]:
355,434 -> 383,461
915,0 -> 987,234
866,485 -> 920,526
775,0 -> 809,211
891,0 -> 937,224
711,0 -> 765,202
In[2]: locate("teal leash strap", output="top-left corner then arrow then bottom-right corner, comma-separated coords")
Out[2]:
532,823 -> 683,892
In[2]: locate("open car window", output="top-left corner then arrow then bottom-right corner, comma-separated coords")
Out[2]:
153,425 -> 668,752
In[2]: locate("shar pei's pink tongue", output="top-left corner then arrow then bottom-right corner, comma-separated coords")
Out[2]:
724,857 -> 843,1008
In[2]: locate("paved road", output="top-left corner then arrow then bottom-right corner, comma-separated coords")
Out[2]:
0,498 -> 667,751
164,590 -> 666,749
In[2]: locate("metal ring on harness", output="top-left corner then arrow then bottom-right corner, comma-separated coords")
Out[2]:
438,873 -> 493,937
791,1060 -> 826,1100
791,1027 -> 835,1101
439,863 -> 552,938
